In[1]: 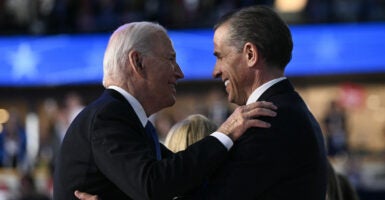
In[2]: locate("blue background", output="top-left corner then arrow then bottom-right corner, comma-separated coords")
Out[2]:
1,23 -> 384,86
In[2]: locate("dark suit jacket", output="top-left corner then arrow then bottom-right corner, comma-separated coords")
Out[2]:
53,89 -> 228,200
202,79 -> 327,200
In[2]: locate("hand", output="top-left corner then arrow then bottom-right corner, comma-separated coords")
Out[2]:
217,101 -> 277,141
74,190 -> 99,200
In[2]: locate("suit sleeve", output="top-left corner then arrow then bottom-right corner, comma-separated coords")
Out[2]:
205,126 -> 284,199
90,102 -> 227,200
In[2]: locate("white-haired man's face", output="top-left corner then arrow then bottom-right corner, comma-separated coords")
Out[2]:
142,31 -> 184,112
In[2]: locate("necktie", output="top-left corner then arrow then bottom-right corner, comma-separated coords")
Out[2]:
145,121 -> 161,160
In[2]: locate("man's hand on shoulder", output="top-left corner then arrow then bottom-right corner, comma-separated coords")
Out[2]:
218,101 -> 277,141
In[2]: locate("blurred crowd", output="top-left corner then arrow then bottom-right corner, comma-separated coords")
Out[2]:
0,85 -> 384,199
0,92 -> 85,199
1,0 -> 385,35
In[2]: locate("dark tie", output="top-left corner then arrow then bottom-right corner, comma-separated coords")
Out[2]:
145,121 -> 161,160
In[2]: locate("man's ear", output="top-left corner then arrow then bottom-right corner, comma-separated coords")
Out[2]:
128,51 -> 145,76
243,42 -> 258,67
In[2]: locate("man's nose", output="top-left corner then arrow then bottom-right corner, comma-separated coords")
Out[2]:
175,63 -> 184,79
212,65 -> 221,79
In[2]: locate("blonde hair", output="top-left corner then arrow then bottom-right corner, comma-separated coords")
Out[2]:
165,114 -> 217,152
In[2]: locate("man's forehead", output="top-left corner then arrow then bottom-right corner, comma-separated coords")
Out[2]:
152,33 -> 174,53
161,41 -> 176,55
215,23 -> 230,36
214,26 -> 230,47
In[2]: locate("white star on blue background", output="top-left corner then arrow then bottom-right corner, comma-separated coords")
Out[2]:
10,43 -> 39,80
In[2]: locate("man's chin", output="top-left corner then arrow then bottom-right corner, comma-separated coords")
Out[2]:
228,96 -> 243,106
227,95 -> 235,104
167,97 -> 176,107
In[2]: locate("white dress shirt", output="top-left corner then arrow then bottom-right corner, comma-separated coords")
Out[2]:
246,77 -> 287,105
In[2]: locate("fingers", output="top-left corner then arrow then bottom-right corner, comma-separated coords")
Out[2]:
240,101 -> 277,129
74,190 -> 99,200
247,107 -> 277,118
246,118 -> 271,129
218,101 -> 277,141
241,101 -> 277,119
246,101 -> 277,111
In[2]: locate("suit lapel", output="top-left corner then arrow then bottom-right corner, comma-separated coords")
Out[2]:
103,89 -> 159,156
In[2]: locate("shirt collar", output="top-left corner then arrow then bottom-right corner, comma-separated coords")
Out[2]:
108,85 -> 148,127
246,77 -> 287,105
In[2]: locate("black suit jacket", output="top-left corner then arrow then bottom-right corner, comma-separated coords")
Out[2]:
202,79 -> 327,200
53,89 -> 228,200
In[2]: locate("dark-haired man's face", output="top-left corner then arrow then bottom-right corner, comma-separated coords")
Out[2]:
212,25 -> 250,105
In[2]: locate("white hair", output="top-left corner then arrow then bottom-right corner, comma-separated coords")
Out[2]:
102,22 -> 167,87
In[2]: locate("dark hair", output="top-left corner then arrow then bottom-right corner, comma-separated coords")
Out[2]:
214,6 -> 293,70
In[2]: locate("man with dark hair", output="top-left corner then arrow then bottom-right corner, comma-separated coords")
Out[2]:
203,5 -> 327,199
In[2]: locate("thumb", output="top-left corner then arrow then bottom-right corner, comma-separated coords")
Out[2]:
74,190 -> 98,199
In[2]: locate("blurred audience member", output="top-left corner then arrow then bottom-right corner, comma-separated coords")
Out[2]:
206,89 -> 232,126
165,114 -> 217,152
0,109 -> 26,168
64,92 -> 85,125
326,161 -> 360,200
57,92 -> 85,141
323,100 -> 348,157
38,98 -> 61,168
153,113 -> 175,143
18,173 -> 50,200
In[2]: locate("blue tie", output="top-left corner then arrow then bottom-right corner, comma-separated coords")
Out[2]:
145,121 -> 161,160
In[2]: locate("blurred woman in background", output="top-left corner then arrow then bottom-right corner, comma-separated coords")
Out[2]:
164,114 -> 217,152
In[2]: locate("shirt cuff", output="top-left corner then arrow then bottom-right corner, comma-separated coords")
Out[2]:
210,132 -> 233,151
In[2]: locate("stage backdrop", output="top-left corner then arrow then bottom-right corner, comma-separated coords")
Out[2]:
0,23 -> 384,86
